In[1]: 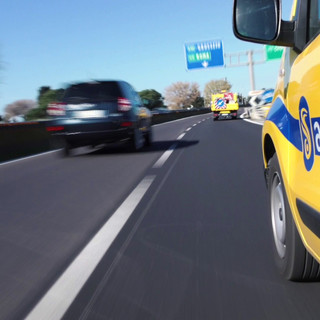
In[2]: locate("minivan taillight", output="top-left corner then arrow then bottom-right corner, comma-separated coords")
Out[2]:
120,121 -> 133,127
47,102 -> 66,116
46,126 -> 64,132
118,98 -> 132,112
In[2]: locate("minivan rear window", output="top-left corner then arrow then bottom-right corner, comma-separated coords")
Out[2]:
63,82 -> 122,102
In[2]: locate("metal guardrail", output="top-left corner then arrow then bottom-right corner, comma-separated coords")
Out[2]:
0,109 -> 211,163
0,121 -> 53,163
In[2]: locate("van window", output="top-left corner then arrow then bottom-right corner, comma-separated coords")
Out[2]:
308,0 -> 320,41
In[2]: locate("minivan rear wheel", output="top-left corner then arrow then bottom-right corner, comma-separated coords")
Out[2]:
62,141 -> 72,157
145,126 -> 153,147
129,128 -> 144,151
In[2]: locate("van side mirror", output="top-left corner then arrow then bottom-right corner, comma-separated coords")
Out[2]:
233,0 -> 280,42
233,0 -> 296,49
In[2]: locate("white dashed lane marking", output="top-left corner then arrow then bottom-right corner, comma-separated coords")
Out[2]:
152,143 -> 178,169
177,133 -> 186,140
26,115 -> 210,319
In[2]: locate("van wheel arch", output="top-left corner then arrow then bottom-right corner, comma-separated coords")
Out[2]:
264,134 -> 276,165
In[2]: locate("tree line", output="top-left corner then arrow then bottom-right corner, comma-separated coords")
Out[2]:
3,79 -> 233,121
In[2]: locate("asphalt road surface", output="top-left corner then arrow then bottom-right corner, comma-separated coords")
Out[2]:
1,114 -> 320,320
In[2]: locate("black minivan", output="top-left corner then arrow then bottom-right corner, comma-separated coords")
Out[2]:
47,80 -> 153,155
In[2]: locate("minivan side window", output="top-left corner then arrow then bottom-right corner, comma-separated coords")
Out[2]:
121,82 -> 141,108
128,84 -> 142,107
132,89 -> 143,107
121,82 -> 134,100
308,0 -> 320,41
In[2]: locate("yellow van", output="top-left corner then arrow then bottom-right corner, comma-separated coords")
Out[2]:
211,91 -> 239,120
233,0 -> 320,281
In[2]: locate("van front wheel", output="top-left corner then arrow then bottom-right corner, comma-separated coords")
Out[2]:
268,153 -> 320,281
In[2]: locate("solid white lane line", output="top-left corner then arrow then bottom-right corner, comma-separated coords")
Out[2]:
78,148 -> 189,319
0,150 -> 59,166
243,118 -> 264,126
240,113 -> 264,126
177,133 -> 186,140
152,143 -> 178,169
25,175 -> 155,320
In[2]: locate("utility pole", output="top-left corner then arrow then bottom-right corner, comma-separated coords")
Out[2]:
224,49 -> 265,91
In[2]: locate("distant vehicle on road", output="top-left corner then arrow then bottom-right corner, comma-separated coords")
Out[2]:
151,107 -> 171,114
46,80 -> 153,155
211,91 -> 239,120
8,115 -> 25,123
245,89 -> 275,120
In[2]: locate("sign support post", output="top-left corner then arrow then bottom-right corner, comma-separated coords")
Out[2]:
223,49 -> 265,91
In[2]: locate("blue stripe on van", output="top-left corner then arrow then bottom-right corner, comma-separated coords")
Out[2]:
266,97 -> 302,152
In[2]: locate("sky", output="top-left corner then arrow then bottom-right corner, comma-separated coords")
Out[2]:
0,0 -> 293,114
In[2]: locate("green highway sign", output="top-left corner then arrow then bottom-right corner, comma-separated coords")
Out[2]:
265,45 -> 284,61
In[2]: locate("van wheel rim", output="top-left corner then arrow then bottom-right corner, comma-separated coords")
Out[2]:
271,173 -> 286,259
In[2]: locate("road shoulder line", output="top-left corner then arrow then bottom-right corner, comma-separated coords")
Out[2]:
240,113 -> 264,126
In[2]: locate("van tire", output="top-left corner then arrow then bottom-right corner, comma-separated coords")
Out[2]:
268,153 -> 320,281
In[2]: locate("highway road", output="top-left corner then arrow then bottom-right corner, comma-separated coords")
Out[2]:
1,113 -> 320,320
